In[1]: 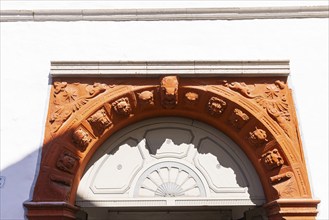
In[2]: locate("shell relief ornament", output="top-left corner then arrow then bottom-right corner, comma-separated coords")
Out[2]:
134,162 -> 206,198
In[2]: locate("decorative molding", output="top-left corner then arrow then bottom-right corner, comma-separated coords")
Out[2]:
1,6 -> 328,22
49,60 -> 290,77
25,61 -> 319,219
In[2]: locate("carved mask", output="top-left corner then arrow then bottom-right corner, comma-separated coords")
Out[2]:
160,76 -> 178,109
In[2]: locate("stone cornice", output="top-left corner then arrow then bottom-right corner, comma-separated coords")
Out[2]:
50,60 -> 290,77
1,6 -> 328,22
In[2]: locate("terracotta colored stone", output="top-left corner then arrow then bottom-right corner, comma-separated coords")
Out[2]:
24,75 -> 319,219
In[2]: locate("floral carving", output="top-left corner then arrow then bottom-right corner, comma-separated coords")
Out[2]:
249,127 -> 268,145
137,90 -> 154,105
72,128 -> 92,151
56,151 -> 79,174
49,82 -> 108,133
262,148 -> 284,169
185,92 -> 199,104
112,97 -> 132,116
270,172 -> 293,184
229,108 -> 249,129
88,109 -> 112,136
160,76 -> 178,109
225,80 -> 292,137
208,97 -> 227,116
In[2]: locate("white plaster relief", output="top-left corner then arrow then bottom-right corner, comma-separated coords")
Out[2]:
90,138 -> 143,194
194,137 -> 248,191
77,117 -> 265,206
144,127 -> 194,158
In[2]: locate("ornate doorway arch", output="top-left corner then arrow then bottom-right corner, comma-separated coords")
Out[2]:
24,61 -> 319,219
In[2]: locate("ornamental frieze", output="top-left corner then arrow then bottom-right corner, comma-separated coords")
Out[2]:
32,62 -> 317,220
49,82 -> 108,133
224,80 -> 293,138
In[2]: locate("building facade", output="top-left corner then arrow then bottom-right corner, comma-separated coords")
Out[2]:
1,1 -> 328,220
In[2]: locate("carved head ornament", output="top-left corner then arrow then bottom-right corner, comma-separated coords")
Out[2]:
88,109 -> 112,135
112,97 -> 132,116
56,151 -> 79,173
249,127 -> 268,145
160,76 -> 179,109
262,148 -> 284,169
208,97 -> 227,116
138,90 -> 154,105
72,128 -> 92,151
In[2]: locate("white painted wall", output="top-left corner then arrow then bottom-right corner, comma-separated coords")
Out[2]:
0,3 -> 328,220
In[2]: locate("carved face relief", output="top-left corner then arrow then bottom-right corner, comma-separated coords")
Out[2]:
72,128 -> 92,151
185,92 -> 199,104
249,128 -> 268,145
56,151 -> 79,173
229,108 -> 249,129
138,90 -> 154,105
88,109 -> 112,135
160,76 -> 178,109
208,97 -> 227,116
112,97 -> 132,116
262,148 -> 284,169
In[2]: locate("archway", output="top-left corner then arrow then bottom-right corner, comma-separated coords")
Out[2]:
76,117 -> 266,219
24,61 -> 319,220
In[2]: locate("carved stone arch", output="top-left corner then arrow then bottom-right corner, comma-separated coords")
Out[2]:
24,61 -> 319,220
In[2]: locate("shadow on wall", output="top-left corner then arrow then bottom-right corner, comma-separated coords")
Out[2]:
0,149 -> 41,220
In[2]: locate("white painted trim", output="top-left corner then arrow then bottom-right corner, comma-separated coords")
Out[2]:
1,6 -> 328,22
50,60 -> 290,77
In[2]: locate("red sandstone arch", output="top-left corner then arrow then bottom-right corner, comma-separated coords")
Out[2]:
24,72 -> 319,220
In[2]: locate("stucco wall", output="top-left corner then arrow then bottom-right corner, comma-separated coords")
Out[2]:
1,5 -> 328,220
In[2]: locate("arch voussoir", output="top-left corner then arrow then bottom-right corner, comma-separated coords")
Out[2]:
25,70 -> 319,219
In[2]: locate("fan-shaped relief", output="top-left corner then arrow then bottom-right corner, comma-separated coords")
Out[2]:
134,161 -> 206,198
